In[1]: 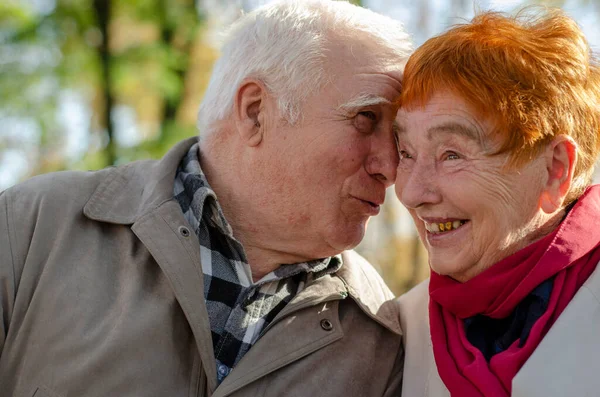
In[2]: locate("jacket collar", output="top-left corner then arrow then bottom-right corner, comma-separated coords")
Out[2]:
338,250 -> 402,335
83,137 -> 199,224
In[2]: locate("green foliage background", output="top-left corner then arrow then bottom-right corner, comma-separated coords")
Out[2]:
1,0 -> 214,175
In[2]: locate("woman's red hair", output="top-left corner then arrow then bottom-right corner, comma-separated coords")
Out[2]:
400,8 -> 600,202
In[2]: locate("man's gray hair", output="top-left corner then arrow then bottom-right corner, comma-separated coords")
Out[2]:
197,0 -> 412,138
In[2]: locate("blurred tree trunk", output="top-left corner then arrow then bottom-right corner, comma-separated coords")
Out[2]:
157,0 -> 200,141
93,0 -> 116,166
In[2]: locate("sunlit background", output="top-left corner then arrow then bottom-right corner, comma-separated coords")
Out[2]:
1,0 -> 599,294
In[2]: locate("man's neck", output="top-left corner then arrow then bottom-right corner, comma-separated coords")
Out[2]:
199,140 -> 312,282
243,244 -> 315,282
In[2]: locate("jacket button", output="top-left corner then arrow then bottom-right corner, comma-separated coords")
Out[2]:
320,319 -> 333,331
178,226 -> 191,237
218,363 -> 230,378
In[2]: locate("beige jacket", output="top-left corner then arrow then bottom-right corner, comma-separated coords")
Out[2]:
0,137 -> 404,397
398,264 -> 600,397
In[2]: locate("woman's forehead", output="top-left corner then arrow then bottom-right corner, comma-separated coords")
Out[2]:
397,93 -> 495,138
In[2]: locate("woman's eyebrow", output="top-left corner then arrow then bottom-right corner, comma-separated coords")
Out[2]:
396,121 -> 487,150
426,122 -> 482,143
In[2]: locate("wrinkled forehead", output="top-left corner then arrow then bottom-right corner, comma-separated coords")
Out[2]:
310,36 -> 405,114
400,86 -> 499,118
395,93 -> 497,148
330,65 -> 404,110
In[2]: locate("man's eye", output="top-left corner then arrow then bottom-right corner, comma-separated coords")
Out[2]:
355,111 -> 377,133
358,111 -> 377,121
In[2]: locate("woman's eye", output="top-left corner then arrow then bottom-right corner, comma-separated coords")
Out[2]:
399,150 -> 412,160
355,111 -> 377,133
445,151 -> 460,160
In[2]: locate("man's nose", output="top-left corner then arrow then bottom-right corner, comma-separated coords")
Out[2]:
366,131 -> 399,187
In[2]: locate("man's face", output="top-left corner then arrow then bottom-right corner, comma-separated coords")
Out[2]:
250,39 -> 402,259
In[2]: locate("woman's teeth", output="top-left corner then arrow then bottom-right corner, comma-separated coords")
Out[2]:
425,220 -> 467,233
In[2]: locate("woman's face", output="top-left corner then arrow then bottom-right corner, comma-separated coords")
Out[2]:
395,92 -> 550,282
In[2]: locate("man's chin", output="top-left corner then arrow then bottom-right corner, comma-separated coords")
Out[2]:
325,227 -> 366,254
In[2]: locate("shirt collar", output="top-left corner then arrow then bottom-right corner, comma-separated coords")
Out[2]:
174,142 -> 234,238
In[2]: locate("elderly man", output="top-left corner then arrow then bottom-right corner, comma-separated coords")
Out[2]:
0,1 -> 411,396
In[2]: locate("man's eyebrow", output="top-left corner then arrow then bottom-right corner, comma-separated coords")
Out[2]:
337,94 -> 392,111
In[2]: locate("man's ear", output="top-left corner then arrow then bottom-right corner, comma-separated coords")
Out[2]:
234,79 -> 268,147
540,135 -> 577,213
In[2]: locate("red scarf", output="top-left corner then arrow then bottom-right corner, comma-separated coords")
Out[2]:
429,185 -> 600,397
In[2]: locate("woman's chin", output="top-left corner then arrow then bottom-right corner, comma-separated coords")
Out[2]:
429,260 -> 470,282
430,261 -> 451,277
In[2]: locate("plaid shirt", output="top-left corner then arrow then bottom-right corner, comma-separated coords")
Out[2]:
173,143 -> 342,384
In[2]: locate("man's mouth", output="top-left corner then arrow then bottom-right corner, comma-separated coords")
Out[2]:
364,200 -> 379,208
354,195 -> 384,208
424,220 -> 468,234
354,196 -> 382,215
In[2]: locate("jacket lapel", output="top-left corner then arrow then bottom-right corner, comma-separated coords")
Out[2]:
132,201 -> 218,393
338,251 -> 402,334
211,276 -> 347,397
512,263 -> 600,397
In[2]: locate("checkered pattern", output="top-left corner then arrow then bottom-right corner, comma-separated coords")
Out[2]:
173,143 -> 342,384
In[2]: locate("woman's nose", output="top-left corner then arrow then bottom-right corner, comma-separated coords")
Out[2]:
395,161 -> 441,209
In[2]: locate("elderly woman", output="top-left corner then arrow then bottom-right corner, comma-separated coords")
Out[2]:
395,9 -> 600,397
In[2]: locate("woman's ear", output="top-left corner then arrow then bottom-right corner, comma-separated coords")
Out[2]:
540,135 -> 577,213
234,79 -> 268,147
